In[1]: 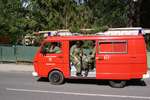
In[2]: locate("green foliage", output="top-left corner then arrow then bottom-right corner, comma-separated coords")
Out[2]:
69,26 -> 80,33
91,26 -> 109,33
0,0 -> 146,44
87,0 -> 128,27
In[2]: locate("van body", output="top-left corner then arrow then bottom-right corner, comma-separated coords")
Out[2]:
32,35 -> 149,88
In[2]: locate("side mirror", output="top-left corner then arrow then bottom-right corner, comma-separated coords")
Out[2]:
40,47 -> 47,56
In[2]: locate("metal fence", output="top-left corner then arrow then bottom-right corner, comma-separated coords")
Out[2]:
0,45 -> 150,68
0,45 -> 38,62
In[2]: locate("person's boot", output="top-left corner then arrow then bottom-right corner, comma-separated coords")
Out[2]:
76,73 -> 82,77
84,70 -> 88,77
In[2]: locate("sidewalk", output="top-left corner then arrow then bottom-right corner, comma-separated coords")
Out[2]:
0,63 -> 33,72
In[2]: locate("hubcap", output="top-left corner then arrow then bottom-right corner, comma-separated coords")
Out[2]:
52,73 -> 60,82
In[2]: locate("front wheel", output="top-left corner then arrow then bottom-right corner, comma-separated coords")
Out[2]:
48,70 -> 64,85
109,80 -> 126,88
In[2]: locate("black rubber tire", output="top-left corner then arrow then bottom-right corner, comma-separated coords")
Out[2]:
48,70 -> 64,85
109,80 -> 126,88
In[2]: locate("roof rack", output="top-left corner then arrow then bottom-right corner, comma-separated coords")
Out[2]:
95,27 -> 144,36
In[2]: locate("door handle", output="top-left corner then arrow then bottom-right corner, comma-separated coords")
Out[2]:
130,56 -> 136,58
58,56 -> 63,58
96,57 -> 104,60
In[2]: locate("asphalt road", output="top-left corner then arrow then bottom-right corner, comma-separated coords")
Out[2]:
0,71 -> 150,100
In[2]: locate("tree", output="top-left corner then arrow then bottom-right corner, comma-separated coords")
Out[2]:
127,0 -> 143,27
87,0 -> 128,28
0,0 -> 34,44
0,0 -> 150,44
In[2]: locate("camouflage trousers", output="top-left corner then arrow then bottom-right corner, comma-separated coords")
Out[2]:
72,57 -> 82,74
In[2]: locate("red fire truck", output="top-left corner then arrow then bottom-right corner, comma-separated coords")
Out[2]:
32,35 -> 149,88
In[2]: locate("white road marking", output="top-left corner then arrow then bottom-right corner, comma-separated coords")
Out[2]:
6,88 -> 150,99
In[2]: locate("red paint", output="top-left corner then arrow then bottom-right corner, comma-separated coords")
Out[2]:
33,35 -> 148,80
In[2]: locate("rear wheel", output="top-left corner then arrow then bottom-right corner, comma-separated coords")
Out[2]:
48,70 -> 64,85
109,80 -> 126,88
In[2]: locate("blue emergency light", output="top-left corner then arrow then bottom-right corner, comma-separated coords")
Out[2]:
138,29 -> 142,35
48,32 -> 51,36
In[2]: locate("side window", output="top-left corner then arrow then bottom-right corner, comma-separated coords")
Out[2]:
99,40 -> 127,54
42,42 -> 62,54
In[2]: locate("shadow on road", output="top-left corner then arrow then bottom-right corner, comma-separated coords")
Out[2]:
66,79 -> 147,87
37,78 -> 147,87
66,79 -> 109,86
37,77 -> 49,82
126,79 -> 147,87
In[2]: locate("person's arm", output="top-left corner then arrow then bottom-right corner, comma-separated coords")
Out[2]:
48,46 -> 61,53
53,46 -> 61,53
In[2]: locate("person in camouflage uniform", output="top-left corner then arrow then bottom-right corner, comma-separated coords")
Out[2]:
70,41 -> 83,76
88,42 -> 96,70
82,41 -> 95,77
48,42 -> 61,53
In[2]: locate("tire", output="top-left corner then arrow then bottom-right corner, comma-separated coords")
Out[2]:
48,70 -> 64,85
109,80 -> 126,88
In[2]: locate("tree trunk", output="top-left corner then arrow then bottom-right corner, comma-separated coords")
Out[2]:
136,0 -> 143,26
127,0 -> 143,27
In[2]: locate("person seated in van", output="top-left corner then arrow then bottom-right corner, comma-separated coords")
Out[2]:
82,41 -> 95,76
88,41 -> 96,70
81,41 -> 91,77
48,42 -> 61,53
70,41 -> 83,76
82,51 -> 89,77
